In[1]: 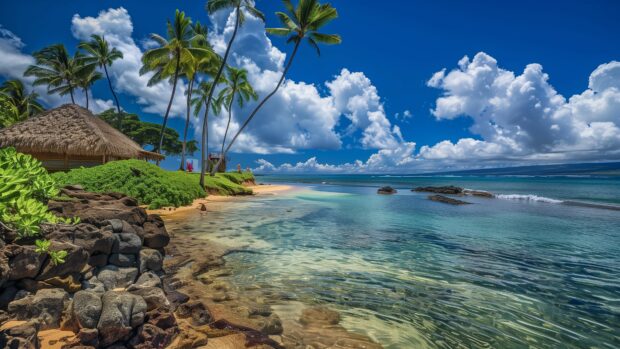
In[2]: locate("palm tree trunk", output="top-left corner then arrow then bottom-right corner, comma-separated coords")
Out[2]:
210,40 -> 301,176
69,87 -> 75,104
202,100 -> 210,175
180,77 -> 195,171
221,91 -> 235,158
84,88 -> 90,110
200,3 -> 241,186
157,51 -> 181,155
103,64 -> 123,128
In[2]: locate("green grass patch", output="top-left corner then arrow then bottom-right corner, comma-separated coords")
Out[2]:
52,160 -> 254,209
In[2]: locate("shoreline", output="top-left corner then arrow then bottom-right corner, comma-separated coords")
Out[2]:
159,183 -> 383,348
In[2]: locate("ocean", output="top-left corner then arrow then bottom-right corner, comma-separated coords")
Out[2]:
185,175 -> 620,348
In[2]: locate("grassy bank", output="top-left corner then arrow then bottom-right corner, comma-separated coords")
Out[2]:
52,160 -> 253,209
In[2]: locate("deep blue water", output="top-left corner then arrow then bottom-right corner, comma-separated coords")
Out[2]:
181,175 -> 620,348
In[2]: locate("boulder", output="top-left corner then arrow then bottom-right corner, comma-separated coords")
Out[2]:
96,266 -> 139,291
428,194 -> 471,205
109,253 -> 137,267
76,328 -> 98,347
43,223 -> 115,256
112,233 -> 142,254
5,244 -> 46,280
0,253 -> 9,289
0,286 -> 18,308
129,287 -> 170,312
49,194 -> 148,227
72,291 -> 103,329
0,320 -> 40,349
139,249 -> 163,273
36,242 -> 88,281
81,276 -> 105,293
140,219 -> 170,249
127,272 -> 161,291
97,291 -> 147,346
88,254 -> 109,268
413,186 -> 463,194
377,186 -> 397,194
146,309 -> 177,330
38,273 -> 82,293
8,288 -> 69,329
129,323 -> 175,349
104,219 -> 124,233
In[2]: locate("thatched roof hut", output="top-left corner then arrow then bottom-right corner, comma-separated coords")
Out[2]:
0,104 -> 164,171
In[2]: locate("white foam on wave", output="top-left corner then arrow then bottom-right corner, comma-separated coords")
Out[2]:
496,194 -> 564,204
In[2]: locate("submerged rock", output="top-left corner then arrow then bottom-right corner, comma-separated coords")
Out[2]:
413,185 -> 463,194
377,186 -> 397,194
428,194 -> 471,205
463,189 -> 494,198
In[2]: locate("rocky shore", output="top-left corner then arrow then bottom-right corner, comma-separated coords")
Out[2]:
1,185 -> 382,349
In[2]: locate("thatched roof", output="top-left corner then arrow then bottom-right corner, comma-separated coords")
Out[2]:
0,104 -> 164,161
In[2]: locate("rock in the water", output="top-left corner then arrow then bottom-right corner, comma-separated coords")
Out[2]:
5,245 -> 46,280
377,186 -> 397,194
0,320 -> 40,349
109,253 -> 137,267
72,291 -> 103,329
413,186 -> 463,194
96,266 -> 139,291
428,194 -> 471,205
199,203 -> 207,211
463,189 -> 494,198
257,314 -> 283,335
97,291 -> 147,346
36,241 -> 88,281
300,306 -> 341,326
8,288 -> 69,329
139,249 -> 163,273
176,301 -> 212,325
130,323 -> 176,349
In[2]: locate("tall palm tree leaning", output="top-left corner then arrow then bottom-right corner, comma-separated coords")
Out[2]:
200,0 -> 265,186
141,10 -> 210,155
0,79 -> 44,118
179,22 -> 218,170
215,66 -> 257,158
25,44 -> 86,104
77,70 -> 102,110
79,35 -> 124,125
209,0 -> 341,175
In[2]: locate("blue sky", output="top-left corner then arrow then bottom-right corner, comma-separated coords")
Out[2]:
1,0 -> 619,173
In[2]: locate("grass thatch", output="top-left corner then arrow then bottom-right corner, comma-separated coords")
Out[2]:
0,104 -> 163,161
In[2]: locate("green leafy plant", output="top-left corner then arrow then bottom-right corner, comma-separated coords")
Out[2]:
34,239 -> 67,265
0,147 -> 73,238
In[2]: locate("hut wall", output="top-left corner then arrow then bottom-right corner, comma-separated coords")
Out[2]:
30,152 -> 105,172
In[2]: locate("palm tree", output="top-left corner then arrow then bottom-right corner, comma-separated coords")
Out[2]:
0,79 -> 44,118
140,10 -> 210,155
77,70 -> 103,110
178,22 -> 219,170
200,0 -> 265,186
191,80 -> 221,173
79,35 -> 124,124
209,0 -> 341,175
214,67 -> 257,158
25,44 -> 87,104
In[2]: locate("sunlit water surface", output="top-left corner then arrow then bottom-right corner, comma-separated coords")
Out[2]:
176,176 -> 620,348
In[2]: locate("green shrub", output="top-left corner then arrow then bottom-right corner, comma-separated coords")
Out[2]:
0,147 -> 73,238
52,160 -> 254,209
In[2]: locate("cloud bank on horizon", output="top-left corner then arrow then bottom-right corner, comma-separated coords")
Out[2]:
0,7 -> 618,173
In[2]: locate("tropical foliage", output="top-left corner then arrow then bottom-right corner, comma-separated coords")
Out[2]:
24,44 -> 94,105
209,0 -> 341,175
52,159 -> 253,209
79,34 -> 124,120
140,10 -> 213,154
0,79 -> 44,120
98,109 -> 197,156
0,147 -> 74,238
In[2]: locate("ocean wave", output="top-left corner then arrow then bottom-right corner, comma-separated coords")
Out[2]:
495,194 -> 564,204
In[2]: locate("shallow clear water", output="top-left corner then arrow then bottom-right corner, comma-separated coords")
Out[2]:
182,176 -> 620,348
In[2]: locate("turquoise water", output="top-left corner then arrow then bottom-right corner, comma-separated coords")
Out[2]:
195,176 -> 620,348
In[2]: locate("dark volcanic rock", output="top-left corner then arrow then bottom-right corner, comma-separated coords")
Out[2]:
428,194 -> 471,205
71,291 -> 103,329
463,189 -> 494,198
129,287 -> 170,312
36,241 -> 88,281
43,223 -> 115,256
5,244 -> 46,280
96,266 -> 139,291
377,186 -> 397,194
8,288 -> 69,329
413,185 -> 463,194
140,218 -> 169,249
97,291 -> 147,347
139,249 -> 163,273
176,301 -> 212,326
0,320 -> 40,349
109,253 -> 137,268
